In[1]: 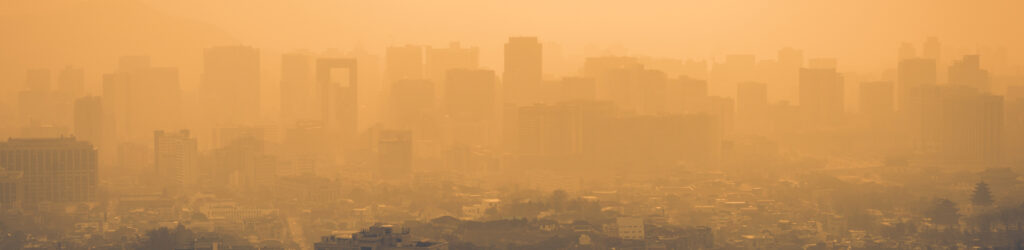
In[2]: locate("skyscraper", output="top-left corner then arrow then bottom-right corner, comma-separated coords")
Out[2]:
710,54 -> 756,97
920,86 -> 1003,164
517,103 -> 572,157
896,58 -> 936,111
202,46 -> 261,125
799,68 -> 844,125
426,43 -> 479,102
154,130 -> 198,190
317,58 -> 359,147
280,52 -> 316,125
0,137 -> 97,207
898,43 -> 917,61
948,55 -> 990,92
503,37 -> 543,105
18,69 -> 59,126
103,56 -> 182,142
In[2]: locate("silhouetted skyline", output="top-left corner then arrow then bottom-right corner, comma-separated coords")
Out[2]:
2,1 -> 1024,249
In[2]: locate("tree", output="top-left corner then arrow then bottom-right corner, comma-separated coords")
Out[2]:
928,198 -> 960,227
971,181 -> 994,207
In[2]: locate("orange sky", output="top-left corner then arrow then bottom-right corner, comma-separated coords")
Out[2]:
2,0 -> 1022,97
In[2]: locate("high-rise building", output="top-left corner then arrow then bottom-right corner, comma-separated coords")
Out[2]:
668,76 -> 710,114
920,86 -> 1003,164
898,43 -> 917,61
202,46 -> 261,125
208,136 -> 271,192
443,69 -> 497,147
18,69 -> 60,126
1005,85 -> 1024,163
709,96 -> 736,135
317,58 -> 359,147
896,58 -> 937,142
0,137 -> 97,207
280,52 -> 316,125
896,58 -> 937,110
799,68 -> 845,125
0,168 -> 23,210
426,43 -> 479,102
503,37 -> 543,105
710,54 -> 756,97
604,65 -> 668,115
103,56 -> 182,142
948,55 -> 990,92
517,104 -> 572,158
154,130 -> 198,189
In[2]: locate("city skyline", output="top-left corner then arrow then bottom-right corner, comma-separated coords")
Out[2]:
2,1 -> 1024,249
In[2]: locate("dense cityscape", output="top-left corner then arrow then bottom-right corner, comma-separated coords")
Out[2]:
2,1 -> 1024,249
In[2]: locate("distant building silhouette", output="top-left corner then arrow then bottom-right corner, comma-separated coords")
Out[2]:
0,137 -> 97,208
426,43 -> 479,102
920,86 -> 1003,164
0,168 -> 24,211
948,55 -> 990,92
503,37 -> 543,105
317,58 -> 359,150
799,68 -> 844,126
710,54 -> 756,97
443,69 -> 497,147
154,130 -> 198,190
103,56 -> 182,142
280,52 -> 317,125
